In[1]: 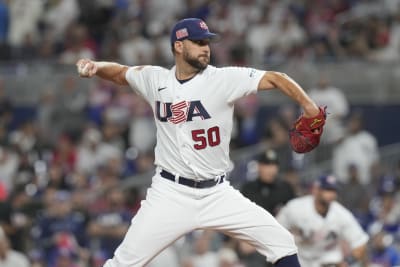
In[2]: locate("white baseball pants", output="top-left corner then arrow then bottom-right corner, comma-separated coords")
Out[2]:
103,172 -> 297,267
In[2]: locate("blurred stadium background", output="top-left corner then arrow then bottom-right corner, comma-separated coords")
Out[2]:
0,0 -> 399,266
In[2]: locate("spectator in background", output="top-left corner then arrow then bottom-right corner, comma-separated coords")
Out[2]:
368,225 -> 400,267
368,178 -> 400,236
102,86 -> 135,142
227,0 -> 261,37
338,164 -> 371,224
4,185 -> 41,253
89,165 -> 121,197
76,127 -> 122,175
87,186 -> 131,266
87,79 -> 115,127
118,19 -> 154,66
367,16 -> 397,63
53,250 -> 79,267
9,120 -> 39,154
42,0 -> 80,43
241,149 -> 295,217
0,0 -> 9,60
31,190 -> 88,267
232,95 -> 260,148
77,0 -> 115,45
0,0 -> 8,43
37,89 -> 57,144
12,32 -> 38,61
262,118 -> 293,173
184,0 -> 212,21
308,75 -> 349,161
53,76 -> 88,136
59,24 -> 95,64
0,79 -> 14,135
101,122 -> 126,154
150,21 -> 175,66
0,226 -> 30,267
245,6 -> 276,65
207,2 -> 237,65
51,134 -> 77,173
0,0 -> 400,63
333,111 -> 379,185
272,15 -> 306,59
0,145 -> 19,193
146,0 -> 186,26
46,162 -> 72,191
122,148 -> 155,177
7,0 -> 42,47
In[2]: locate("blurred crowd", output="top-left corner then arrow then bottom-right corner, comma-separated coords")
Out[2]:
0,0 -> 399,267
1,0 -> 400,65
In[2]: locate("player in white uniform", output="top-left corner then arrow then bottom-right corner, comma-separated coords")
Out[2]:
277,175 -> 369,267
76,18 -> 322,267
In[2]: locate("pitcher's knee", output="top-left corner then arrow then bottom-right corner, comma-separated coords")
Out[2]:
282,226 -> 297,247
266,225 -> 298,263
282,227 -> 298,252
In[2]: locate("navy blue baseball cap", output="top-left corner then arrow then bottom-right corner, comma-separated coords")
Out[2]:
315,175 -> 339,191
170,18 -> 218,44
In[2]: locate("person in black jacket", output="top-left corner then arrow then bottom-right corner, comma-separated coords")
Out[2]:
241,149 -> 295,217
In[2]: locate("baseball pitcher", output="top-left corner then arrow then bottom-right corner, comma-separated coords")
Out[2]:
76,18 -> 327,267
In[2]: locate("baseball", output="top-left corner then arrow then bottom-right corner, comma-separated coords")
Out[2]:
79,63 -> 90,76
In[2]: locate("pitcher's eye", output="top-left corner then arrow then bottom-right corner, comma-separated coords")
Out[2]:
189,39 -> 210,46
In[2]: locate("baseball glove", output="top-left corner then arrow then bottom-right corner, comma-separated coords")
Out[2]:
289,106 -> 327,153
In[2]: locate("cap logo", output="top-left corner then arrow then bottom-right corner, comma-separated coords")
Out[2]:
176,28 -> 188,39
199,21 -> 208,30
327,175 -> 336,184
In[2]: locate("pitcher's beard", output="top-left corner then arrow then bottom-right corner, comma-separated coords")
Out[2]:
184,52 -> 209,71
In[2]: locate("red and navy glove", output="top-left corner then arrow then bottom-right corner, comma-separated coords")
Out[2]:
289,106 -> 327,153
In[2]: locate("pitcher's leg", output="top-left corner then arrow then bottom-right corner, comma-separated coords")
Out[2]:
199,183 -> 298,265
104,177 -> 197,267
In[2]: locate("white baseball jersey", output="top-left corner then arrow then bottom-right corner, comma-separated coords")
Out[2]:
103,64 -> 300,267
277,195 -> 369,267
125,65 -> 265,180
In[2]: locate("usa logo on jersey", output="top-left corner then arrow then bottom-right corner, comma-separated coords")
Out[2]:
155,100 -> 211,124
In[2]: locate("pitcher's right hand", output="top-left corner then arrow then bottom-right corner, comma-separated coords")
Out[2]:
76,59 -> 97,78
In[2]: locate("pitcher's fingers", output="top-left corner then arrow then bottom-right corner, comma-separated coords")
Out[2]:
88,63 -> 98,76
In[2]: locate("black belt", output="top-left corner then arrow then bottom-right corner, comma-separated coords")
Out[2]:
160,169 -> 225,188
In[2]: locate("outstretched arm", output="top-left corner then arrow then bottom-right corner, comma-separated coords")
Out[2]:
258,71 -> 319,118
76,59 -> 129,86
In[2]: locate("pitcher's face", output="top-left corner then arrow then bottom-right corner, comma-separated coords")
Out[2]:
182,39 -> 211,70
